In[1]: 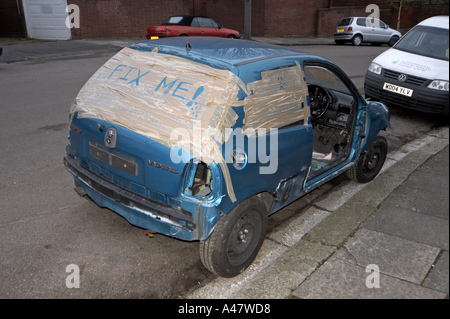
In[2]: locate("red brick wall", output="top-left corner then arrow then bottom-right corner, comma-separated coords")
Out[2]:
330,0 -> 391,9
68,0 -> 265,39
5,0 -> 447,39
317,7 -> 394,37
191,0 -> 265,36
264,0 -> 329,38
394,3 -> 449,34
320,0 -> 449,36
68,0 -> 193,39
0,0 -> 26,38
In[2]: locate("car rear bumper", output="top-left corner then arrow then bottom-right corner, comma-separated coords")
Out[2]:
365,71 -> 449,115
64,155 -> 201,240
146,34 -> 174,39
334,33 -> 354,41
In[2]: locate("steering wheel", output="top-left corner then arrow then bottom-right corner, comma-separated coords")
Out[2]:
308,85 -> 332,120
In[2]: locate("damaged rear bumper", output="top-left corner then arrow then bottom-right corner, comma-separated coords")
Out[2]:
64,155 -> 200,240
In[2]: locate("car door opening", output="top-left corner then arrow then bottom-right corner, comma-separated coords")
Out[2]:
304,64 -> 356,180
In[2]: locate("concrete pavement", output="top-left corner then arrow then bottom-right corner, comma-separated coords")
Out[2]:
252,36 -> 335,46
188,126 -> 449,299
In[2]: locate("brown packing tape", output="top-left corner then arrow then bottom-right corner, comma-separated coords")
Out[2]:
74,47 -> 240,159
242,61 -> 309,136
71,48 -> 310,204
72,47 -> 240,202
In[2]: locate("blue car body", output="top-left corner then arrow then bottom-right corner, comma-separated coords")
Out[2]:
64,37 -> 389,243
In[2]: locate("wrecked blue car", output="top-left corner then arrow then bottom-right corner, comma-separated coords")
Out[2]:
64,37 -> 389,277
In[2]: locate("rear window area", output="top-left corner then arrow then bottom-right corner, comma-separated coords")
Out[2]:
71,46 -> 242,165
163,16 -> 191,26
338,18 -> 353,26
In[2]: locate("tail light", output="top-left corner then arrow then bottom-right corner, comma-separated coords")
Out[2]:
184,160 -> 214,199
348,27 -> 353,32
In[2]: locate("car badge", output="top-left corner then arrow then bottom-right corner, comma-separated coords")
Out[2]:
398,74 -> 407,82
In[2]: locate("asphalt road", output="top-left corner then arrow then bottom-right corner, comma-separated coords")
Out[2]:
0,41 -> 447,298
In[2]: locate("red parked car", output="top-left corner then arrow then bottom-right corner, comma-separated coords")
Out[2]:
146,15 -> 240,39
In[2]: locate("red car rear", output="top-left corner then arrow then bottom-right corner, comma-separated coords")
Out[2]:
146,15 -> 240,39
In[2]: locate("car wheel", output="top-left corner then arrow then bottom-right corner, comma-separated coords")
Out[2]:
388,36 -> 400,47
227,34 -> 237,39
352,35 -> 363,46
347,136 -> 387,183
199,196 -> 268,278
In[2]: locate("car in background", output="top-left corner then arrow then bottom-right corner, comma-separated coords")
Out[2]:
365,16 -> 449,115
64,37 -> 389,278
146,15 -> 240,39
335,17 -> 401,46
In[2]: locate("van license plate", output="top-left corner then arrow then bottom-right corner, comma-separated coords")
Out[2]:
383,83 -> 413,97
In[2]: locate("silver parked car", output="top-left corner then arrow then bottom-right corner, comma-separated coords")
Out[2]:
334,17 -> 402,46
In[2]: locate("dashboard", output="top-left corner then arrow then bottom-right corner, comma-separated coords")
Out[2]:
308,85 -> 355,130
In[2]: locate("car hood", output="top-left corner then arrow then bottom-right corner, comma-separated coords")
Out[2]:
373,48 -> 449,80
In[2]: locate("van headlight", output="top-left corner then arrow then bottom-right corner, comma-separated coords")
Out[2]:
368,63 -> 382,75
428,80 -> 449,91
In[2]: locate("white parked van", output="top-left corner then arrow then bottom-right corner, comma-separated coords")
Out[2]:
365,16 -> 449,115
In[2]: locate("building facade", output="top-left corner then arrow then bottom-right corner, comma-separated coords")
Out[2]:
1,0 -> 448,40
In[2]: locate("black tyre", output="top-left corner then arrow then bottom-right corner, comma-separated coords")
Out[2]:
352,35 -> 363,46
199,197 -> 268,278
347,136 -> 388,183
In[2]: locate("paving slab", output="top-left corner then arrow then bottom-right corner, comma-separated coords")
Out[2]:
291,256 -> 446,299
236,241 -> 336,299
423,251 -> 449,295
363,198 -> 449,251
336,228 -> 440,284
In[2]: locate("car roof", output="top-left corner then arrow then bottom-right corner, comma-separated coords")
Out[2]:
130,37 -> 313,70
418,16 -> 449,29
162,15 -> 213,25
344,17 -> 383,20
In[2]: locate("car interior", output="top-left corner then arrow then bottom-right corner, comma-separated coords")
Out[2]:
303,64 -> 356,180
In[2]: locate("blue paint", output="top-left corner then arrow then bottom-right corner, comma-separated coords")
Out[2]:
127,69 -> 150,86
119,66 -> 137,81
187,86 -> 205,107
172,81 -> 193,100
108,64 -> 126,79
155,76 -> 178,94
107,64 -> 150,86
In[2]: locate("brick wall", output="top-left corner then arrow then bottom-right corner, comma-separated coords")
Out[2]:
3,0 -> 448,39
191,0 -> 265,36
394,3 -> 449,34
320,0 -> 449,37
317,7 -> 394,37
330,0 -> 391,9
0,0 -> 26,38
264,0 -> 329,37
68,0 -> 193,39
